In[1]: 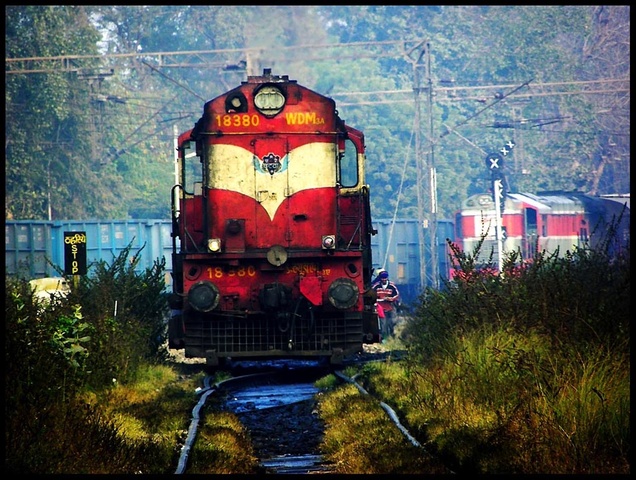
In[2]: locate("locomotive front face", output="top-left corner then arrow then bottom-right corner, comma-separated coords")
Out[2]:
171,71 -> 378,364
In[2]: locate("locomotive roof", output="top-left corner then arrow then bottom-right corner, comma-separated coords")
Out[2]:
461,191 -> 603,215
194,68 -> 338,136
518,192 -> 585,214
242,68 -> 297,85
600,194 -> 630,211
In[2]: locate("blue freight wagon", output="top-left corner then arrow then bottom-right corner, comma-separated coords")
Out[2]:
6,218 -> 454,299
5,220 -> 174,288
371,218 -> 453,306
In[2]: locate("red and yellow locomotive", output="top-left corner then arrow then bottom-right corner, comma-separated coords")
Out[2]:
168,69 -> 378,366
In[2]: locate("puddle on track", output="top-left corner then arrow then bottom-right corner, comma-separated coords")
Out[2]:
224,382 -> 319,413
260,454 -> 333,474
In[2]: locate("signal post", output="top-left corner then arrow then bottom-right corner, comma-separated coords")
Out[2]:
485,140 -> 514,273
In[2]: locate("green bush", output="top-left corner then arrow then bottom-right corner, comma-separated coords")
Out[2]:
72,243 -> 170,386
409,232 -> 629,364
5,243 -> 171,473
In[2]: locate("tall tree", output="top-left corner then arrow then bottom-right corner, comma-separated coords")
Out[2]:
6,6 -> 628,222
5,6 -> 129,219
318,6 -> 629,218
579,5 -> 630,194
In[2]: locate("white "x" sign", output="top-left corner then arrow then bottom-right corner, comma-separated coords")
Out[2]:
489,156 -> 500,169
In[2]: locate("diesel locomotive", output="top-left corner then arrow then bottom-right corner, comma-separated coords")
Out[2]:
168,69 -> 378,366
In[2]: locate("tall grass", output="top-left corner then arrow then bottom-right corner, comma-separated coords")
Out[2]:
389,229 -> 630,473
363,327 -> 629,473
319,225 -> 629,474
5,229 -> 629,474
319,382 -> 440,474
186,411 -> 260,474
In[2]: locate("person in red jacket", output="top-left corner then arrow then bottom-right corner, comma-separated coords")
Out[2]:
372,270 -> 400,341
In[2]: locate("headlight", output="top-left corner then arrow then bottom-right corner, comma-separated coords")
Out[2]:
328,278 -> 359,309
188,281 -> 220,312
254,86 -> 286,117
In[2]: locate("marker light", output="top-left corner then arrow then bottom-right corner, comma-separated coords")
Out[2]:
208,238 -> 222,252
328,278 -> 359,309
322,235 -> 336,249
188,281 -> 220,312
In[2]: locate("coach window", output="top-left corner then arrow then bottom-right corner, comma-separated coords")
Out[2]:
541,214 -> 547,237
580,219 -> 588,242
339,138 -> 358,187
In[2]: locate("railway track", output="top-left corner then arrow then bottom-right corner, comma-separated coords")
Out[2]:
174,347 -> 423,474
221,367 -> 334,474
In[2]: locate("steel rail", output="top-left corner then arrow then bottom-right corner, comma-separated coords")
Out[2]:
175,372 -> 273,474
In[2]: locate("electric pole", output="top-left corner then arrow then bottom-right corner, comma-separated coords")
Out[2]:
412,43 -> 428,292
425,44 -> 439,289
410,41 -> 438,290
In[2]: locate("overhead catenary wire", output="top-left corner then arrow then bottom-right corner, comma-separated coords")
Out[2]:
142,61 -> 206,102
5,39 -> 425,74
9,41 -> 625,164
381,124 -> 415,270
102,93 -> 181,162
439,79 -> 534,139
333,78 -> 628,107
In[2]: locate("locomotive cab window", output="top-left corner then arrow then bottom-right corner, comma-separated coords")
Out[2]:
339,138 -> 358,187
180,139 -> 203,196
